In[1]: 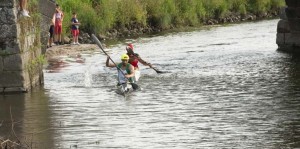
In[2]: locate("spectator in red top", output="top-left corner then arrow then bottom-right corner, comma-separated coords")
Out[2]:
53,4 -> 64,45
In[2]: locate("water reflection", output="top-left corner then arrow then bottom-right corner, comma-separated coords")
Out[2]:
2,19 -> 300,148
0,89 -> 54,149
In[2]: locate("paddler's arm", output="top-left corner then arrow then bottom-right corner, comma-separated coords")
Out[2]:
137,56 -> 152,67
106,56 -> 116,67
125,64 -> 135,78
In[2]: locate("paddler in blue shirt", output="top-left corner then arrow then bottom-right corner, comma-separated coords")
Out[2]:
106,54 -> 135,85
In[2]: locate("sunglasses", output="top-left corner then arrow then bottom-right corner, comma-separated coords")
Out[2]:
121,59 -> 128,62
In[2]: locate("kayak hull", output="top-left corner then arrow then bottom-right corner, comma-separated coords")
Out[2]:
116,83 -> 133,96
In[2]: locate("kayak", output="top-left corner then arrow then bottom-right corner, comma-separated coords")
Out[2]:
116,83 -> 134,96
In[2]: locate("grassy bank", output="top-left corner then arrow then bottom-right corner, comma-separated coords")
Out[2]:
56,0 -> 285,36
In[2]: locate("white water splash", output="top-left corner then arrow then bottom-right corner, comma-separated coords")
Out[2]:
84,67 -> 92,87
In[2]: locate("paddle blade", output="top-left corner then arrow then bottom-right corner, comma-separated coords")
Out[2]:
152,67 -> 168,74
155,69 -> 164,73
131,83 -> 139,90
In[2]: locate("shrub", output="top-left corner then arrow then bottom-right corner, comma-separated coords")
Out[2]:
55,0 -> 285,35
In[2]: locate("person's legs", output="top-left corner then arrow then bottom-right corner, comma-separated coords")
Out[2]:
19,0 -> 30,17
19,0 -> 24,11
54,26 -> 58,44
49,35 -> 53,47
54,23 -> 60,44
75,30 -> 79,44
50,37 -> 53,46
75,35 -> 78,44
58,24 -> 62,44
24,0 -> 27,11
71,30 -> 76,44
58,33 -> 61,44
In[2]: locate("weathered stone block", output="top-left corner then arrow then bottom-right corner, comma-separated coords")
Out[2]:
0,8 -> 7,24
290,33 -> 300,46
288,18 -> 300,32
276,33 -> 293,45
21,50 -> 33,67
22,70 -> 30,89
0,7 -> 16,24
277,20 -> 290,33
0,0 -> 46,93
286,0 -> 299,8
0,0 -> 14,7
3,54 -> 23,71
280,7 -> 288,20
0,24 -> 17,39
286,7 -> 297,19
0,87 -> 27,93
3,40 -> 21,54
285,7 -> 300,19
39,0 -> 56,52
0,56 -> 3,71
0,71 -> 23,87
6,7 -> 16,23
39,0 -> 56,17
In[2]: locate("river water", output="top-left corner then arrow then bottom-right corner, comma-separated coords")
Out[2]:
1,19 -> 300,149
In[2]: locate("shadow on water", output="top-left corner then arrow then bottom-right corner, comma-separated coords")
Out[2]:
0,88 -> 54,149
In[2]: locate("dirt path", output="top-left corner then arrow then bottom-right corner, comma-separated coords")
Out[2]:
44,44 -> 99,72
45,44 -> 98,60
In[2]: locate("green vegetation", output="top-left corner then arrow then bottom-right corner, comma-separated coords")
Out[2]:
56,0 -> 285,35
26,54 -> 46,83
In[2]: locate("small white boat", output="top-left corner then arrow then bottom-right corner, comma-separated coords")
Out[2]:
116,83 -> 134,96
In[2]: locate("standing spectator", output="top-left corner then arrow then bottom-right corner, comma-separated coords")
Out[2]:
71,12 -> 80,45
47,22 -> 55,48
53,4 -> 64,45
19,0 -> 30,17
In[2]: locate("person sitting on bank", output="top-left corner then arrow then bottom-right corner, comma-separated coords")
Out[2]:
106,54 -> 135,85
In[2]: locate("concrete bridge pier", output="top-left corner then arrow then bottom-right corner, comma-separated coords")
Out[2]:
0,0 -> 55,93
277,0 -> 300,52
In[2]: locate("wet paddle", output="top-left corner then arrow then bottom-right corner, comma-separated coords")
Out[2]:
128,51 -> 166,73
91,34 -> 139,90
150,66 -> 165,73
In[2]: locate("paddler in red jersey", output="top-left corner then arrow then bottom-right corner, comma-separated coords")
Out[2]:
126,43 -> 152,82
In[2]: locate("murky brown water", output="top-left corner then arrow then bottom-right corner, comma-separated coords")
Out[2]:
2,19 -> 300,148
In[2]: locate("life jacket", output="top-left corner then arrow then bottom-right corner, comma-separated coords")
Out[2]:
117,63 -> 133,83
128,53 -> 139,68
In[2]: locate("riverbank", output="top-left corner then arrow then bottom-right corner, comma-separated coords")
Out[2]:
56,0 -> 284,43
74,10 -> 281,44
44,44 -> 98,72
45,44 -> 98,60
101,10 -> 281,40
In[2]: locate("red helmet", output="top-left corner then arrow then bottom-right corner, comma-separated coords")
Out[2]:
127,43 -> 134,50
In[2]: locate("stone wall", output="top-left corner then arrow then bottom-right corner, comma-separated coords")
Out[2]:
277,0 -> 300,52
39,0 -> 56,52
0,0 -> 54,93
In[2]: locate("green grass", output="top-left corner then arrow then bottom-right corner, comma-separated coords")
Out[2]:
55,0 -> 285,35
